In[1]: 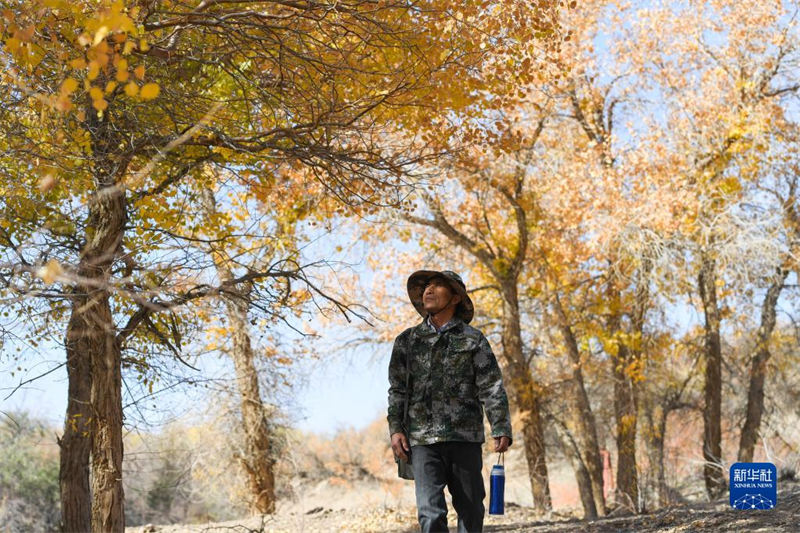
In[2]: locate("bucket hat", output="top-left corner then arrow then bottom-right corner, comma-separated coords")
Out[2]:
407,270 -> 474,324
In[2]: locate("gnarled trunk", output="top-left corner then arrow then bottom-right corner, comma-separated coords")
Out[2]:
60,312 -> 92,533
513,373 -> 551,511
553,296 -> 606,517
698,255 -> 725,499
226,292 -> 277,514
500,283 -> 551,511
201,188 -> 276,514
640,390 -> 668,509
604,280 -> 640,512
612,342 -> 639,510
60,106 -> 128,532
737,270 -> 787,463
551,415 -> 597,518
89,290 -> 125,532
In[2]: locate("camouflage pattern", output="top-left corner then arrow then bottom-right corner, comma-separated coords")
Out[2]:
387,318 -> 512,446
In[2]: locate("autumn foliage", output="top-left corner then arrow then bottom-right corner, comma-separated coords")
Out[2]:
1,0 -> 800,530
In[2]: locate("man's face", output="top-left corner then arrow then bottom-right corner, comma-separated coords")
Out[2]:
422,277 -> 460,314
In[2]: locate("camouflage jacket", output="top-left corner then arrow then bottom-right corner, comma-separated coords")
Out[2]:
387,318 -> 512,446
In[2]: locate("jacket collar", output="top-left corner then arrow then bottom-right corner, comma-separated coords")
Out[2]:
416,316 -> 464,338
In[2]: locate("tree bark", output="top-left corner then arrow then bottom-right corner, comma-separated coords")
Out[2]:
513,373 -> 552,511
698,255 -> 725,499
201,189 -> 276,514
89,290 -> 125,532
61,106 -> 128,531
640,388 -> 668,509
552,295 -> 606,516
737,270 -> 787,463
500,282 -> 552,511
550,415 -> 597,518
612,342 -> 639,510
603,279 -> 641,511
60,312 -> 92,533
225,291 -> 277,514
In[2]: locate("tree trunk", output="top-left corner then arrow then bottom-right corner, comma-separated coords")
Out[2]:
550,415 -> 597,518
201,189 -> 276,514
61,106 -> 128,531
552,296 -> 606,516
698,255 -> 725,499
640,389 -> 668,509
514,376 -> 552,511
737,270 -> 787,463
60,312 -> 92,533
500,282 -> 551,511
89,291 -> 125,532
604,281 -> 640,512
225,293 -> 277,514
612,342 -> 639,510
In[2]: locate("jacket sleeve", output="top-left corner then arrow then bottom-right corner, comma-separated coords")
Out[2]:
387,332 -> 408,437
474,333 -> 513,444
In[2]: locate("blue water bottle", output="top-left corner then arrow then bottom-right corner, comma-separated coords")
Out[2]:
489,453 -> 505,515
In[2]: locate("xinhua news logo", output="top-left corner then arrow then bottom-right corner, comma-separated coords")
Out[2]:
729,462 -> 777,510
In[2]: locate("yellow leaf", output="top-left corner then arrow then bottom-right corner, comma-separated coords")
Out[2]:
88,61 -> 100,80
89,87 -> 103,101
37,174 -> 56,192
5,37 -> 20,52
61,77 -> 78,94
54,95 -> 72,112
115,58 -> 128,82
134,64 -> 145,80
139,83 -> 159,100
18,25 -> 34,42
139,38 -> 149,52
105,81 -> 117,94
124,82 -> 138,97
69,58 -> 87,69
92,97 -> 108,111
37,259 -> 63,284
719,176 -> 741,195
123,40 -> 135,55
93,26 -> 109,46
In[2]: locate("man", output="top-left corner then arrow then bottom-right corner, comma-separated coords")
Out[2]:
388,270 -> 512,533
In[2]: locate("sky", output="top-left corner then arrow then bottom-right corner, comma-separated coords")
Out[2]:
0,339 -> 393,435
0,222 -> 404,435
292,344 -> 391,435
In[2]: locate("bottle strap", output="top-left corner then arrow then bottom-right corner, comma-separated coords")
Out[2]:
496,452 -> 504,466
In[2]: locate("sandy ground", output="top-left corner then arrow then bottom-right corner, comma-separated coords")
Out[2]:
126,478 -> 800,533
125,445 -> 799,532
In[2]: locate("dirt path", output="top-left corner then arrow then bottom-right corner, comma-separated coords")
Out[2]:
127,481 -> 799,532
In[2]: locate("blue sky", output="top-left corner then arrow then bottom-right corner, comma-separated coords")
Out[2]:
0,342 -> 391,435
0,220 -> 402,436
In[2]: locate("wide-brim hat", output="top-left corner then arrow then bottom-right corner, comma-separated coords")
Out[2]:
407,270 -> 474,324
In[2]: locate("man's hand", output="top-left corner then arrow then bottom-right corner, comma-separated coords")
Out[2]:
494,436 -> 511,453
391,432 -> 410,461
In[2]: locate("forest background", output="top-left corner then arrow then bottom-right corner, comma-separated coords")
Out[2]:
1,0 -> 800,531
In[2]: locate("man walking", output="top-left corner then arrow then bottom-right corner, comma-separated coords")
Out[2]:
388,270 -> 512,533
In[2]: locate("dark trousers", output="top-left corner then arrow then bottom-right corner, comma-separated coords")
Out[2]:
411,441 -> 485,533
